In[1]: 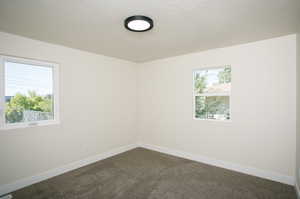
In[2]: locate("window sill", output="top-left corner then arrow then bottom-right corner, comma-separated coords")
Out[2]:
0,120 -> 60,130
193,118 -> 232,122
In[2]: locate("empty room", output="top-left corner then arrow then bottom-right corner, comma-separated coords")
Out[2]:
0,0 -> 300,199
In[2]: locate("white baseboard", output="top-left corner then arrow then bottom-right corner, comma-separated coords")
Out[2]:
0,143 -> 138,196
0,142 -> 295,196
296,180 -> 300,199
138,143 -> 294,185
0,195 -> 12,199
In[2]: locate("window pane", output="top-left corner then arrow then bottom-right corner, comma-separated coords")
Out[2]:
194,66 -> 231,94
5,61 -> 54,124
195,96 -> 230,120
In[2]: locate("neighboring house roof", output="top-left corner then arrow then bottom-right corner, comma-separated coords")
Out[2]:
203,83 -> 231,93
5,96 -> 13,102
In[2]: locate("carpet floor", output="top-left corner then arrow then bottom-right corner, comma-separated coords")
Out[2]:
11,148 -> 296,199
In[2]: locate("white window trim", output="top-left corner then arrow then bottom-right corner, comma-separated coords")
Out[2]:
0,55 -> 60,130
192,66 -> 231,122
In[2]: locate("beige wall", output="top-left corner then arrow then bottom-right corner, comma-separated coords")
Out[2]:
297,33 -> 300,187
0,31 -> 138,186
137,35 -> 296,178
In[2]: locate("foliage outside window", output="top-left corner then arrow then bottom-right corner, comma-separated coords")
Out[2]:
0,56 -> 59,129
193,66 -> 231,120
5,91 -> 53,124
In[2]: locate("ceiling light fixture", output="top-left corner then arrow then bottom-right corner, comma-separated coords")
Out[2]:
124,15 -> 153,32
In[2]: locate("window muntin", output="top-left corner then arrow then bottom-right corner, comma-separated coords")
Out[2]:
193,66 -> 231,120
0,56 -> 59,129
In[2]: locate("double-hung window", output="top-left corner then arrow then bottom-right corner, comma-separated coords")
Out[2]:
0,55 -> 59,129
193,66 -> 231,120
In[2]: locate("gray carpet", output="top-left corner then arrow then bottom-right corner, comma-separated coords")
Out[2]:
11,148 -> 296,199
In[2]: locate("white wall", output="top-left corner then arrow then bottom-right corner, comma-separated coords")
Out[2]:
0,32 -> 138,186
0,32 -> 297,190
297,33 -> 300,188
137,35 -> 296,179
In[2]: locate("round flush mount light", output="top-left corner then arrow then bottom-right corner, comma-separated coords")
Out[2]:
124,15 -> 153,32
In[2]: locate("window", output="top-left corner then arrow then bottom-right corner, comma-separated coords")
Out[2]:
193,66 -> 231,120
0,56 -> 59,129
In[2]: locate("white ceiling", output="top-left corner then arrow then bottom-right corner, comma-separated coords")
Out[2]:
0,0 -> 299,62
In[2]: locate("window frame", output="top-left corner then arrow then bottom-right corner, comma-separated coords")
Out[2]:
192,66 -> 231,121
0,55 -> 60,130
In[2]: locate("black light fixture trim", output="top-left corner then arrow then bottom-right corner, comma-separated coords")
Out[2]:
124,15 -> 153,32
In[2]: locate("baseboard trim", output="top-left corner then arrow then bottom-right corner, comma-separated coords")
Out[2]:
0,194 -> 12,199
138,143 -> 294,185
296,180 -> 300,199
0,143 -> 138,196
0,142 -> 295,196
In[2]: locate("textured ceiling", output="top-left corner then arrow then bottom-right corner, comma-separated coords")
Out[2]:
0,0 -> 299,62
